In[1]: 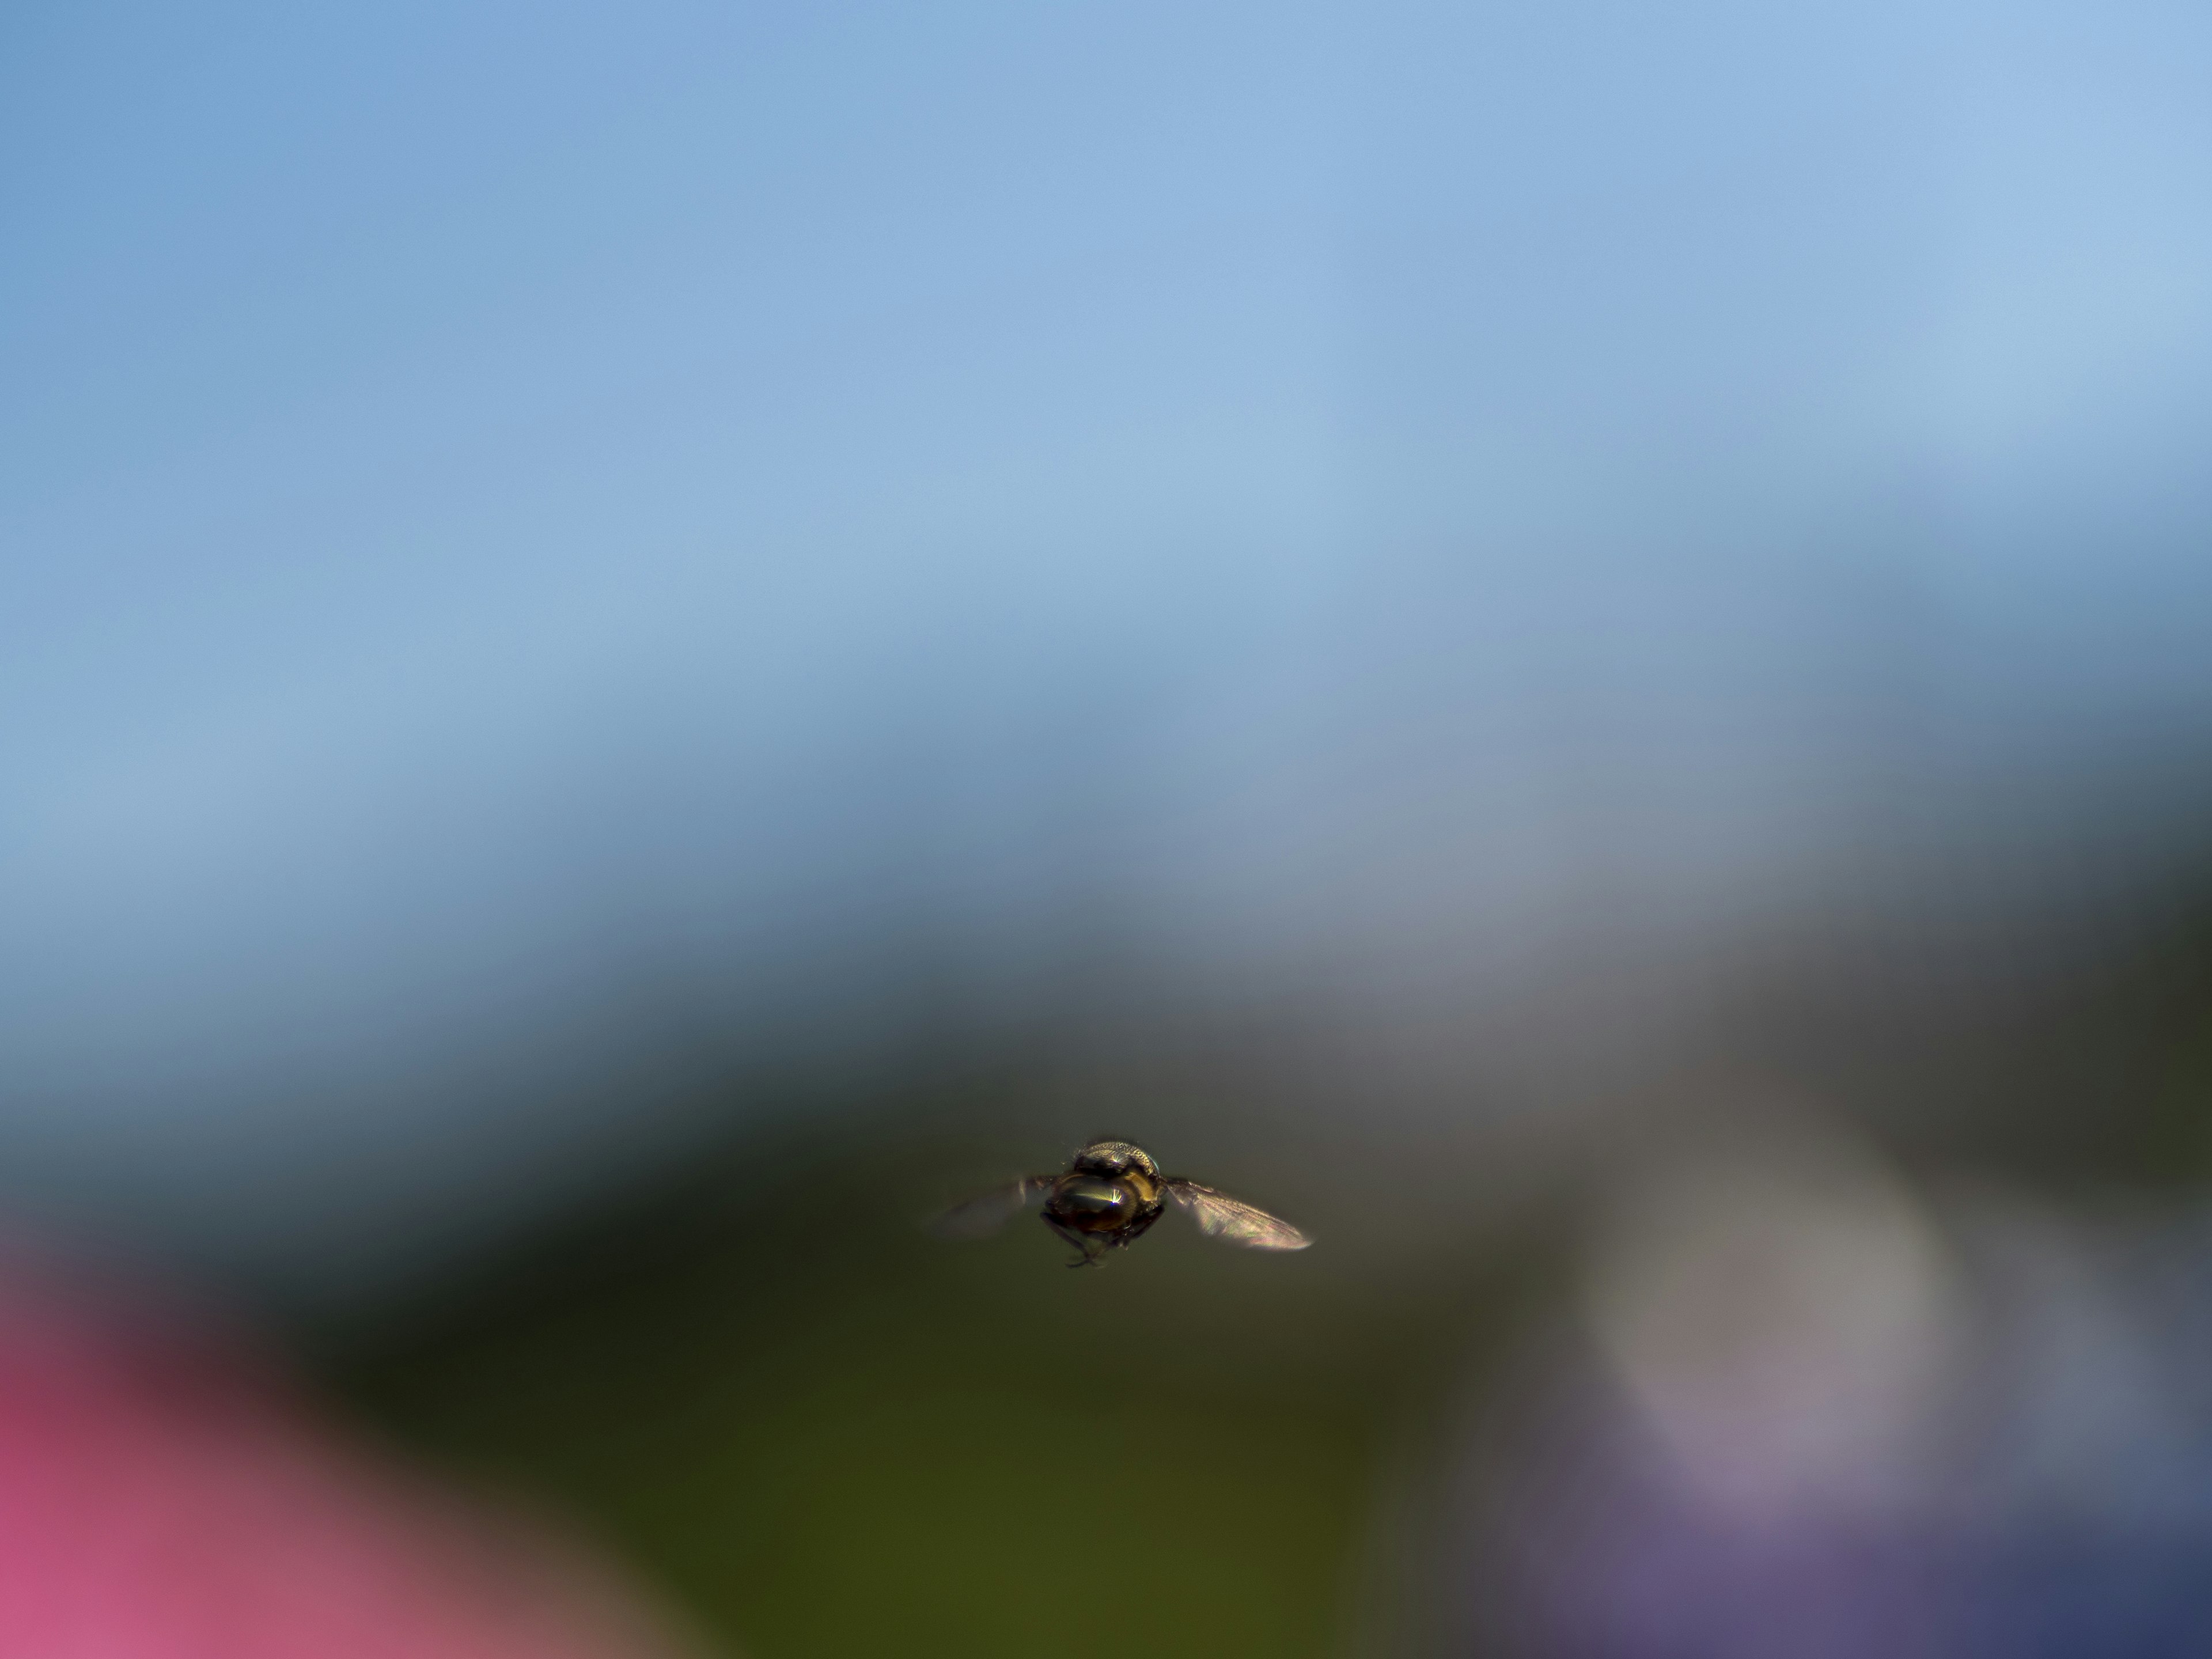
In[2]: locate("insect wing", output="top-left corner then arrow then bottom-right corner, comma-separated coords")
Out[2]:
1166,1181 -> 1312,1251
928,1177 -> 1052,1240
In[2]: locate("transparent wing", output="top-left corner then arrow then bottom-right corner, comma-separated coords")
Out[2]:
1165,1180 -> 1312,1251
927,1176 -> 1053,1240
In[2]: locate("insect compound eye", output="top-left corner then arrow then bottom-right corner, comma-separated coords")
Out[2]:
1055,1177 -> 1132,1222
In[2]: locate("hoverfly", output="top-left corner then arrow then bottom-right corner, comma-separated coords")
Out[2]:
930,1139 -> 1312,1267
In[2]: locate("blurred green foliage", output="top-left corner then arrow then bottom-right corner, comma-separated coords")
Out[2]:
317,1124 -> 1462,1659
304,879 -> 2212,1658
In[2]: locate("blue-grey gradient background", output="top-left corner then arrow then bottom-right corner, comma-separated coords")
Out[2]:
7,0 -> 2212,1299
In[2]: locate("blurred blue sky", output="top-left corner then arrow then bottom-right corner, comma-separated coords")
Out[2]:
6,0 -> 2212,1284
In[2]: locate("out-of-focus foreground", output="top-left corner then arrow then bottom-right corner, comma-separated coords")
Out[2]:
7,2 -> 2212,1655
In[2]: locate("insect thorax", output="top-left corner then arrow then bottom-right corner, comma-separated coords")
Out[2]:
1070,1139 -> 1160,1182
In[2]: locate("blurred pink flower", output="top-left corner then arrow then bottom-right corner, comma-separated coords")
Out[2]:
0,1252 -> 698,1659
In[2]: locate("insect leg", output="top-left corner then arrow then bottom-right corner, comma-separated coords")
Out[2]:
1116,1205 -> 1165,1249
1043,1213 -> 1103,1267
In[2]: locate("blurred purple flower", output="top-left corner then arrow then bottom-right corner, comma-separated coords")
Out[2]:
1444,1129 -> 2212,1657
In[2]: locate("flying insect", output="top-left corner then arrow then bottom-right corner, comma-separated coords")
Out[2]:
931,1139 -> 1312,1267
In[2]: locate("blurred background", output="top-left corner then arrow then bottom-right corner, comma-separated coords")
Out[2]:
7,0 -> 2212,1654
